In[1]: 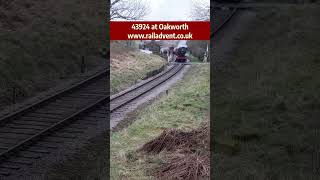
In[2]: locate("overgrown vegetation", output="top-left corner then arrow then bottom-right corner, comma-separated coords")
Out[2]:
110,41 -> 166,94
187,40 -> 209,62
213,7 -> 320,179
188,54 -> 202,62
111,64 -> 210,179
139,123 -> 210,179
0,0 -> 106,107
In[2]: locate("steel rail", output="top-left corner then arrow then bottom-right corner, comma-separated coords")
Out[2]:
110,65 -> 176,101
111,64 -> 184,112
0,96 -> 108,162
0,69 -> 108,126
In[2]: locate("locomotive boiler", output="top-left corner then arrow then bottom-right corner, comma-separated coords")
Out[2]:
174,46 -> 188,63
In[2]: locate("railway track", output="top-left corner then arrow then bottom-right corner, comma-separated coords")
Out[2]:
0,68 -> 108,177
111,64 -> 184,113
0,63 -> 185,178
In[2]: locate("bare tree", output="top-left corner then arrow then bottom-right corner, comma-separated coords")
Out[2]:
190,0 -> 210,21
111,0 -> 150,20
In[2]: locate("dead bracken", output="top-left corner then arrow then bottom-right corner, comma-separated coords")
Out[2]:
139,122 -> 210,180
154,153 -> 209,180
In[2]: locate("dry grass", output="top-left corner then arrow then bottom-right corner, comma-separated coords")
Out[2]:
110,41 -> 166,94
140,123 -> 210,180
140,123 -> 209,154
154,153 -> 209,180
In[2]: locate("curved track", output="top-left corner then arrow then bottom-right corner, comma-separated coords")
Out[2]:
0,64 -> 185,177
110,64 -> 184,112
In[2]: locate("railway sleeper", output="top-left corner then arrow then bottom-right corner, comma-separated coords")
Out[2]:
22,116 -> 61,121
41,138 -> 65,143
38,108 -> 73,114
5,158 -> 33,165
73,121 -> 97,126
16,152 -> 41,159
0,142 -> 16,147
50,134 -> 77,139
59,129 -> 84,134
25,148 -> 50,154
33,110 -> 68,116
0,136 -> 25,141
85,114 -> 107,119
56,96 -> 96,101
14,119 -> 56,125
65,94 -> 102,99
16,153 -> 41,159
63,125 -> 88,130
4,125 -> 44,131
49,103 -> 80,109
25,113 -> 64,119
0,131 -> 35,135
0,146 -> 9,150
0,164 -> 20,170
10,121 -> 50,127
53,99 -> 94,104
0,170 -> 11,176
0,128 -> 37,135
91,111 -> 108,116
33,144 -> 58,149
78,117 -> 100,122
78,89 -> 107,94
70,93 -> 106,97
94,109 -> 107,114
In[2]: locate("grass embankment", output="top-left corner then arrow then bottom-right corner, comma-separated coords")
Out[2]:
213,7 -> 320,179
111,41 -> 166,94
0,0 -> 106,107
111,64 -> 210,179
188,54 -> 203,62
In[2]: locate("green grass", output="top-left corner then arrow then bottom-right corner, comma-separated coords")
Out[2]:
212,6 -> 320,179
110,64 -> 210,179
110,41 -> 166,94
0,0 -> 106,106
188,54 -> 202,62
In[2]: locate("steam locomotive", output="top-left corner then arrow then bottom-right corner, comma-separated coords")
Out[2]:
174,46 -> 188,63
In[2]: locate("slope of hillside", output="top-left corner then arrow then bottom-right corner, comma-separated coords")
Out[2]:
0,0 -> 106,106
111,41 -> 166,94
